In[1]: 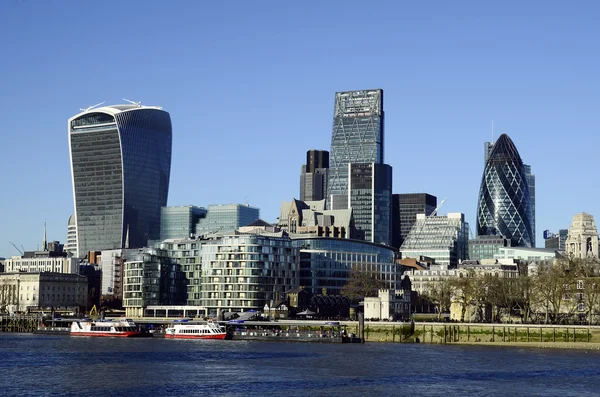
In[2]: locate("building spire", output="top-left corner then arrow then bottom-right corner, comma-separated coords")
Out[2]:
125,224 -> 130,249
42,221 -> 47,251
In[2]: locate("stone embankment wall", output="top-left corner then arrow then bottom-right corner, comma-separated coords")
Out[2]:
342,321 -> 600,346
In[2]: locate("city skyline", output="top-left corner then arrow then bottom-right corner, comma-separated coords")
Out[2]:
1,1 -> 599,256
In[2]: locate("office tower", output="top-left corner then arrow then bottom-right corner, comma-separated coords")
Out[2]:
468,235 -> 511,261
327,89 -> 384,209
348,163 -> 392,245
65,214 -> 77,257
485,138 -> 535,246
523,164 -> 536,246
400,213 -> 469,267
391,193 -> 437,249
565,213 -> 599,259
477,134 -> 534,247
195,204 -> 260,236
160,205 -> 207,240
68,103 -> 172,257
543,229 -> 568,251
300,150 -> 329,201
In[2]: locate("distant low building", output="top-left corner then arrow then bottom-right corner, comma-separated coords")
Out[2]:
0,272 -> 87,314
3,255 -> 79,274
363,279 -> 412,321
469,235 -> 511,261
278,198 -> 352,239
494,246 -> 558,262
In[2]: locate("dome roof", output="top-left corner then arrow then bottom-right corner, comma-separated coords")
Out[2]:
487,134 -> 524,165
68,214 -> 75,226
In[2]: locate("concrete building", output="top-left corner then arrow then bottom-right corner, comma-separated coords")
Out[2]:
544,229 -> 568,251
494,246 -> 558,262
160,205 -> 207,240
565,213 -> 599,259
300,150 -> 329,202
392,193 -> 437,250
3,256 -> 79,274
363,279 -> 412,321
195,204 -> 260,236
278,199 -> 352,239
199,233 -> 299,318
0,272 -> 87,314
66,214 -> 77,257
469,235 -> 511,261
327,89 -> 384,209
400,213 -> 469,267
348,163 -> 392,246
122,249 -> 187,317
98,249 -> 139,298
68,103 -> 172,257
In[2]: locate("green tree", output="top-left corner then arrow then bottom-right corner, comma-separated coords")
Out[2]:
423,279 -> 452,321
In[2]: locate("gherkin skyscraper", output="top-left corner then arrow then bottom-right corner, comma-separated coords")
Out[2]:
477,134 -> 534,247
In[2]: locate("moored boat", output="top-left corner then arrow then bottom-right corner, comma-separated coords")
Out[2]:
70,318 -> 146,337
164,319 -> 227,339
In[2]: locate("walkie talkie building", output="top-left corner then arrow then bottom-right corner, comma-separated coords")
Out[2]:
68,104 -> 172,257
476,134 -> 534,247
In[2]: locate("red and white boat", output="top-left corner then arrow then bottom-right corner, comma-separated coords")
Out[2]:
70,318 -> 145,337
164,319 -> 227,339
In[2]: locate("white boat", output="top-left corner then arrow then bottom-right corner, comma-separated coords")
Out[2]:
70,318 -> 145,337
164,319 -> 227,339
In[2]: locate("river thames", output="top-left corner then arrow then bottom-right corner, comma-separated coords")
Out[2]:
2,333 -> 600,396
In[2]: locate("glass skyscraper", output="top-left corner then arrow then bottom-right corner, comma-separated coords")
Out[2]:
327,89 -> 384,209
391,193 -> 437,249
477,134 -> 534,247
195,204 -> 260,236
160,205 -> 207,240
348,163 -> 392,246
68,104 -> 172,257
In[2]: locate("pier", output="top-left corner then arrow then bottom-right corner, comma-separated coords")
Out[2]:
0,314 -> 42,333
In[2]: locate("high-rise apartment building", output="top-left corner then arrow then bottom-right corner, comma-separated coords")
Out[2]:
160,205 -> 207,240
477,134 -> 534,247
68,103 -> 172,257
327,89 -> 384,209
300,150 -> 329,202
195,204 -> 260,236
348,163 -> 392,245
391,193 -> 437,249
484,138 -> 536,246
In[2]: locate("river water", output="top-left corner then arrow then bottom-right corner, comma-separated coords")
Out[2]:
1,333 -> 600,396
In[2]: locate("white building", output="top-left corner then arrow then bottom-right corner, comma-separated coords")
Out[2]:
363,287 -> 411,321
3,256 -> 79,274
494,247 -> 558,262
200,232 -> 300,318
0,272 -> 87,314
99,249 -> 138,297
565,212 -> 599,259
65,214 -> 77,257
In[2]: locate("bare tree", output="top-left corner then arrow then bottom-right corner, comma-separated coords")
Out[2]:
341,266 -> 387,303
450,271 -> 478,322
422,279 -> 452,321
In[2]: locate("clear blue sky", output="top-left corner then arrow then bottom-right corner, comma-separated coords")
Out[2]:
1,0 -> 598,257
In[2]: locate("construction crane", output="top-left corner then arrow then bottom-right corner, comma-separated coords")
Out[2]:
9,241 -> 24,255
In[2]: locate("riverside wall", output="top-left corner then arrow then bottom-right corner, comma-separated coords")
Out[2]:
340,321 -> 600,347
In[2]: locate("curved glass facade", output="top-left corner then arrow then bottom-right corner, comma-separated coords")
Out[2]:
69,106 -> 172,256
290,237 -> 397,295
476,134 -> 533,247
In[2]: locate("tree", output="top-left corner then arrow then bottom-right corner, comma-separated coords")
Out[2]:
534,259 -> 574,324
450,271 -> 478,322
423,279 -> 452,321
513,275 -> 535,323
341,266 -> 388,303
